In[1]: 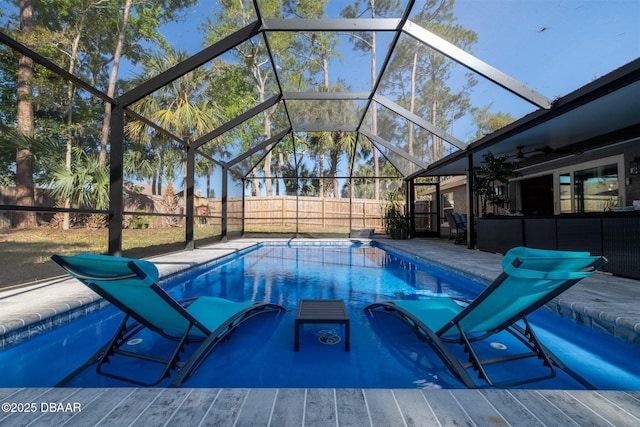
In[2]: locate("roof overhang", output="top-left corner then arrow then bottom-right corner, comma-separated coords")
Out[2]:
414,58 -> 640,177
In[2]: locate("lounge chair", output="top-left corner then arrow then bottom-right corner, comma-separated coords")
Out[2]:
453,212 -> 469,244
365,246 -> 606,388
445,211 -> 466,244
51,253 -> 285,387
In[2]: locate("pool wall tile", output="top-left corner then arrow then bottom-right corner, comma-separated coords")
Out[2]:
0,299 -> 109,350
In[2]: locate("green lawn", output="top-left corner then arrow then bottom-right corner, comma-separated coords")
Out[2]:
0,226 -> 220,289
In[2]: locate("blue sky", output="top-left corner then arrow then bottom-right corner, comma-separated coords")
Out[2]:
161,1 -> 639,129
163,1 -> 639,94
452,0 -> 640,96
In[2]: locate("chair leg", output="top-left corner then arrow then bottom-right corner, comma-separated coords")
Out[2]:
91,315 -> 192,386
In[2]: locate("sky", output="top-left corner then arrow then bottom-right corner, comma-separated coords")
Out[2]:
162,1 -> 640,92
2,1 -> 637,124
452,0 -> 640,96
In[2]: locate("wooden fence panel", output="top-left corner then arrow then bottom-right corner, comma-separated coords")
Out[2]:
1,189 -> 386,233
231,196 -> 386,232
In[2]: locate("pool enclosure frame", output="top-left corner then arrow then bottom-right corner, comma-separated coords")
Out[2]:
2,1 -> 637,256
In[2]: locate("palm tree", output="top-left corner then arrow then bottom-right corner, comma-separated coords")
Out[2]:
327,131 -> 357,197
308,131 -> 333,198
346,163 -> 374,199
49,148 -> 109,228
126,48 -> 222,208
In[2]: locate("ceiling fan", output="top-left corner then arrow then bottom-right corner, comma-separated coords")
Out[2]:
512,145 -> 553,163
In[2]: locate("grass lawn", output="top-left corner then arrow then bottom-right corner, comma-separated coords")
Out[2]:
0,226 -> 220,289
0,224 -> 383,289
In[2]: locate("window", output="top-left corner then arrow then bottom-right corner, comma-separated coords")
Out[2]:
442,192 -> 454,210
553,156 -> 623,214
574,164 -> 619,212
559,173 -> 571,213
441,192 -> 454,224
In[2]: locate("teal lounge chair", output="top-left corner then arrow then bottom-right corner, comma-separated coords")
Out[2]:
52,253 -> 285,387
365,247 -> 606,388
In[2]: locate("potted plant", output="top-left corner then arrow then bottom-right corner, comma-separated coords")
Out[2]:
383,190 -> 409,239
473,152 -> 520,217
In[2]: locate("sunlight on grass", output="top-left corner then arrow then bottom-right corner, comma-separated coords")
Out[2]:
0,226 -> 220,288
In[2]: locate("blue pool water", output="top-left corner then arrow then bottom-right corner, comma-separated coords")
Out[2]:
1,242 -> 638,389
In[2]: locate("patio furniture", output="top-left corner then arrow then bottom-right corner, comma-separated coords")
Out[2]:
445,211 -> 467,244
51,253 -> 285,387
295,299 -> 350,351
365,246 -> 606,388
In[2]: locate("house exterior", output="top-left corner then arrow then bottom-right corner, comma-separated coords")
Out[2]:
410,59 -> 640,279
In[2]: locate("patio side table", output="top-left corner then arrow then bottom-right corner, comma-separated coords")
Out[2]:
294,299 -> 350,351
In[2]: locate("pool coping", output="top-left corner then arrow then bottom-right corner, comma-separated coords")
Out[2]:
1,238 -> 638,349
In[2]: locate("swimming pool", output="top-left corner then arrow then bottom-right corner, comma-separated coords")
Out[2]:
1,241 -> 638,389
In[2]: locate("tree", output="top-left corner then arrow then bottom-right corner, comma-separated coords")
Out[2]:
383,188 -> 408,239
3,0 -> 194,229
381,1 -> 477,165
14,0 -> 36,228
473,152 -> 520,216
342,163 -> 374,199
205,0 -> 280,196
49,148 -> 109,216
342,0 -> 404,199
97,0 -> 198,165
37,0 -> 105,229
126,47 -> 221,212
98,0 -> 132,166
471,105 -> 516,140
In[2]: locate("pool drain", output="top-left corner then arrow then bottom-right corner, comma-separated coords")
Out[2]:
127,338 -> 143,346
490,342 -> 507,350
317,329 -> 341,345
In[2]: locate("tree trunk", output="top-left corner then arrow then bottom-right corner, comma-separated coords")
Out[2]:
155,151 -> 163,195
277,151 -> 285,196
408,48 -> 419,175
262,115 -> 273,195
62,13 -> 87,230
99,0 -> 132,166
251,169 -> 260,196
319,150 -> 325,198
370,1 -> 380,200
431,99 -> 441,161
15,0 -> 36,229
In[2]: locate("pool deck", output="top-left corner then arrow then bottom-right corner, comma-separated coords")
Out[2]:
1,237 -> 639,426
